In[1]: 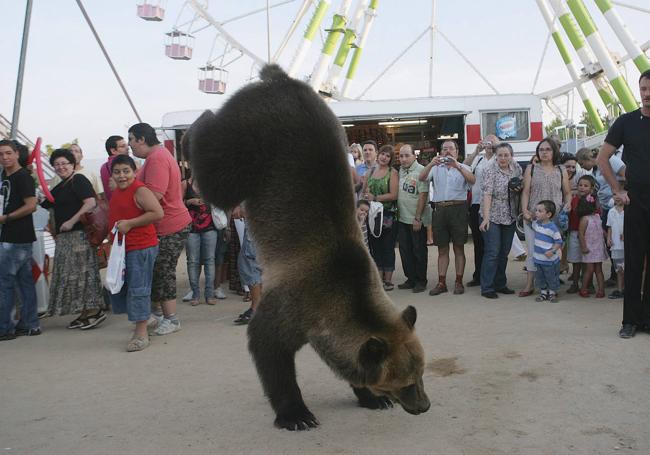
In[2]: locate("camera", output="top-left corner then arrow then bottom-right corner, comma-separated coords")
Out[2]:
439,156 -> 452,164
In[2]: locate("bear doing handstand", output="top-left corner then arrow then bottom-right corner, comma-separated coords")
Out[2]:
184,64 -> 431,431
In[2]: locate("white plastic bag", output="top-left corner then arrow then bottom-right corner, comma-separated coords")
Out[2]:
368,201 -> 384,238
105,225 -> 126,294
211,206 -> 228,230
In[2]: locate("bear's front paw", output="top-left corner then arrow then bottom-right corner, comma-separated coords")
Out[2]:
274,407 -> 320,431
353,387 -> 394,410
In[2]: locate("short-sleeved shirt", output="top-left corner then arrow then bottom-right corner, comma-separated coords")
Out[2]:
470,155 -> 492,205
593,155 -> 625,209
480,162 -> 522,225
604,109 -> 650,191
1,168 -> 36,243
398,161 -> 431,225
41,173 -> 96,234
356,162 -> 372,177
51,167 -> 103,196
606,207 -> 624,251
137,146 -> 191,236
426,163 -> 472,202
532,220 -> 563,265
100,156 -> 118,201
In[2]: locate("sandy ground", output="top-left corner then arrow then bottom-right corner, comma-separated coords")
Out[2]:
2,247 -> 649,455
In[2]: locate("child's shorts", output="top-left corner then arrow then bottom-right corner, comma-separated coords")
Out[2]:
567,231 -> 582,263
611,249 -> 624,271
110,245 -> 159,322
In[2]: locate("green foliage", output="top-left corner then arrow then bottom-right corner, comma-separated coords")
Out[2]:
545,117 -> 563,136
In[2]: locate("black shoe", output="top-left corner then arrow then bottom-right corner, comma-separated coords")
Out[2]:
412,282 -> 427,293
482,291 -> 499,299
618,324 -> 636,339
608,290 -> 624,299
466,279 -> 481,287
496,287 -> 515,295
80,311 -> 107,330
234,308 -> 254,325
14,327 -> 42,337
0,333 -> 17,341
397,280 -> 416,290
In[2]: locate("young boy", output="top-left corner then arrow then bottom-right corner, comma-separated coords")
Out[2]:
0,140 -> 40,340
606,200 -> 625,299
532,200 -> 564,303
356,199 -> 370,249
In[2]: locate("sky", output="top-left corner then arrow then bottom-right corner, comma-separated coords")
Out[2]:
1,0 -> 648,171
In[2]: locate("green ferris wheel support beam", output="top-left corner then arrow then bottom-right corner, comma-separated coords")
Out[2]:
593,0 -> 650,73
567,0 -> 638,112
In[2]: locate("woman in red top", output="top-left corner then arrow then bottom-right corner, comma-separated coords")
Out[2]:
109,155 -> 163,352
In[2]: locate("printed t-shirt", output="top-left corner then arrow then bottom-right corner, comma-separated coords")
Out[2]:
136,146 -> 191,236
0,168 -> 36,243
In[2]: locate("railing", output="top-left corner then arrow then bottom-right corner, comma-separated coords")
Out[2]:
0,113 -> 56,180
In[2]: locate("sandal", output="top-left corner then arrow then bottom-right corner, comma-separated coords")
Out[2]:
190,299 -> 201,306
595,290 -> 605,298
126,336 -> 150,352
243,292 -> 251,302
579,289 -> 591,298
80,311 -> 107,330
518,289 -> 534,297
566,283 -> 580,294
383,282 -> 395,291
67,318 -> 86,329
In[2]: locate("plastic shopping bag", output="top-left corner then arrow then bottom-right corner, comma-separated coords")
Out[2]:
105,225 -> 126,294
211,206 -> 228,230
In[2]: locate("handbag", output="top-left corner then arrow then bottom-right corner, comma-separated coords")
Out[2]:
96,240 -> 111,269
105,225 -> 126,294
211,206 -> 228,230
368,201 -> 384,238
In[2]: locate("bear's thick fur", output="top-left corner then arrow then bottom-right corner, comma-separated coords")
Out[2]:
184,64 -> 430,430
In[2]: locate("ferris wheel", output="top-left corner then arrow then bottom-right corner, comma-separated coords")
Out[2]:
135,0 -> 650,131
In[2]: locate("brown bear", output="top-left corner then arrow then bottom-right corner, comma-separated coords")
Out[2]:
183,64 -> 430,430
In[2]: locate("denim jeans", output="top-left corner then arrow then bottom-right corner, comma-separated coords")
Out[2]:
480,220 -> 516,294
0,242 -> 39,335
186,230 -> 217,300
535,262 -> 560,292
110,245 -> 158,322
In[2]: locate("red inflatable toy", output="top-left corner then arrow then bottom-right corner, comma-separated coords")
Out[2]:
30,137 -> 54,203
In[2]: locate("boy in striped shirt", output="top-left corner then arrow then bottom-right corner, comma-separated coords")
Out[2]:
532,200 -> 564,302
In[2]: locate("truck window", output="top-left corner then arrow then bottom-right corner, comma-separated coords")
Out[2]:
481,110 -> 530,142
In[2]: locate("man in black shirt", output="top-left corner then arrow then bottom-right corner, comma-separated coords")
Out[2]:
0,140 -> 40,340
598,70 -> 650,339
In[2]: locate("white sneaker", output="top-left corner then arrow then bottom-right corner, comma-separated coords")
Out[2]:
147,314 -> 164,333
182,290 -> 194,302
154,318 -> 181,336
214,287 -> 227,299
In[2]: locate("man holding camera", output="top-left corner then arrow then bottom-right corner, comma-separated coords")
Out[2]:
419,140 -> 475,296
464,134 -> 498,287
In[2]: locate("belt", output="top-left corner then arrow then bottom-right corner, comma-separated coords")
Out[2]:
434,200 -> 466,208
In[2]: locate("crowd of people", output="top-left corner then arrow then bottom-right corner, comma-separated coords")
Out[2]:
0,71 -> 648,346
0,122 -> 262,351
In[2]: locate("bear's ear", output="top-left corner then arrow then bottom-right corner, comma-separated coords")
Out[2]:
359,337 -> 389,367
402,306 -> 417,330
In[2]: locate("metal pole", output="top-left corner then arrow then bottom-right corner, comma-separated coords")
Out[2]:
10,0 -> 34,140
288,0 -> 330,77
566,0 -> 638,112
75,0 -> 142,122
428,0 -> 437,97
548,0 -> 619,114
266,0 -> 272,62
342,0 -> 378,97
325,0 -> 367,92
536,0 -> 604,131
309,0 -> 353,91
594,0 -> 650,73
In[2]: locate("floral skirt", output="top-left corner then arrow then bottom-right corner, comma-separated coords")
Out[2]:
48,230 -> 103,316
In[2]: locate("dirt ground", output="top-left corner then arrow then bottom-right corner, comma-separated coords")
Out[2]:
2,247 -> 649,455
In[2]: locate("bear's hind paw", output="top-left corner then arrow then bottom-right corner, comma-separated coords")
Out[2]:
274,408 -> 320,431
